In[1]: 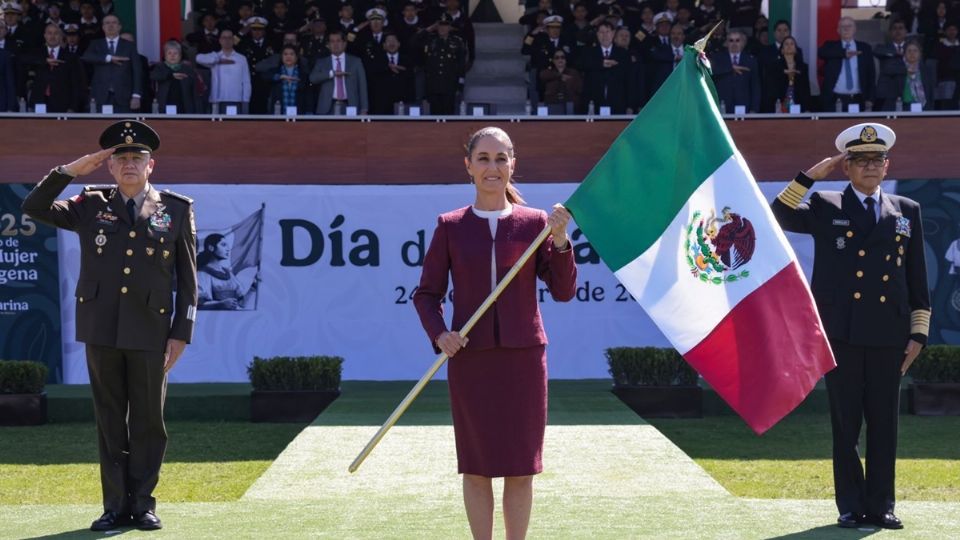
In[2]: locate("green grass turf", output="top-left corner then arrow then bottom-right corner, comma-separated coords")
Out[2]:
647,414 -> 960,502
0,421 -> 305,504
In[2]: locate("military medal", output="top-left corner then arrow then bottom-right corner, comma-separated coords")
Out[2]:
895,216 -> 911,237
95,233 -> 107,247
162,250 -> 170,259
836,237 -> 846,250
146,247 -> 155,256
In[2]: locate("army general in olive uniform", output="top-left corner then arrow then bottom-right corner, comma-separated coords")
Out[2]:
771,123 -> 929,531
422,13 -> 466,115
22,120 -> 197,532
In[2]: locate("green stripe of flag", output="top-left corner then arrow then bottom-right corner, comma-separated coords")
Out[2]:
564,48 -> 735,272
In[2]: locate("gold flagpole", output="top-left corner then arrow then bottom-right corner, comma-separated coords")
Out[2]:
348,225 -> 552,473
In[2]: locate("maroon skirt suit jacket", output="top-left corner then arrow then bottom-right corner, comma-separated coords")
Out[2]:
413,204 -> 577,477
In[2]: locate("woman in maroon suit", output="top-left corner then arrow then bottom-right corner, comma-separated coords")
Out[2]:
413,127 -> 577,539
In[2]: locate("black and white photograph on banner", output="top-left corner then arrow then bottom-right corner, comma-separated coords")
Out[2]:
196,205 -> 265,311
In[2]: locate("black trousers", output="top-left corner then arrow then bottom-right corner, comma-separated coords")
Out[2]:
427,92 -> 456,115
85,344 -> 168,515
825,340 -> 902,517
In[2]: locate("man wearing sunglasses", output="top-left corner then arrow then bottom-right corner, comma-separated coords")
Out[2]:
771,123 -> 929,531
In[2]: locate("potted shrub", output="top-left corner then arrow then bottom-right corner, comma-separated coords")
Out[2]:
910,345 -> 960,416
0,360 -> 49,426
606,347 -> 702,418
248,356 -> 343,423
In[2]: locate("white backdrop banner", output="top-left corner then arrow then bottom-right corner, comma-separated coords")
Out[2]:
56,181 -> 887,383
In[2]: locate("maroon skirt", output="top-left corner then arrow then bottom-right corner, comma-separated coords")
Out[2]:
447,345 -> 547,478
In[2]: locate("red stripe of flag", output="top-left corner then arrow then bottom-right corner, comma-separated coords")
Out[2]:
684,262 -> 836,434
160,0 -> 183,45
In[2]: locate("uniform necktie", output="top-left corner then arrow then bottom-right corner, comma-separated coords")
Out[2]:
896,43 -> 902,55
126,198 -> 136,224
108,39 -> 116,55
865,196 -> 877,224
844,42 -> 854,91
733,53 -> 739,65
334,56 -> 346,99
603,48 -> 609,58
390,54 -> 397,65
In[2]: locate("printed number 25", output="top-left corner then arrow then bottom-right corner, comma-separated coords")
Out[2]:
0,213 -> 37,236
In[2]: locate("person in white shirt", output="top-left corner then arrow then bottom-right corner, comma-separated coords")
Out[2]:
196,29 -> 251,114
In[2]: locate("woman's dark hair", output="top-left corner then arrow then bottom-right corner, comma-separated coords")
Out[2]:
280,44 -> 299,59
465,127 -> 525,205
197,233 -> 226,268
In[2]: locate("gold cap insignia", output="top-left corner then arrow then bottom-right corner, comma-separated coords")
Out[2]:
125,135 -> 133,144
860,126 -> 878,143
124,122 -> 131,128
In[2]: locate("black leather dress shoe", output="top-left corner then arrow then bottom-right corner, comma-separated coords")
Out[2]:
135,510 -> 163,530
837,512 -> 863,528
871,512 -> 904,529
90,511 -> 131,531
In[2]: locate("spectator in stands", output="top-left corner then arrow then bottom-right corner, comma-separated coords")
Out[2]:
520,0 -> 559,30
644,13 -> 674,102
77,0 -> 100,47
888,0 -> 933,35
255,43 -> 311,114
238,16 -> 273,113
81,14 -> 142,113
151,40 -> 202,114
674,7 -> 698,41
441,0 -> 474,70
710,29 -> 760,113
567,2 -> 594,55
63,23 -> 83,55
0,23 -> 15,111
309,29 -> 368,114
335,3 -> 356,34
369,32 -> 415,114
920,1 -> 952,51
196,29 -> 251,114
267,0 -> 296,50
747,14 -> 769,54
45,3 -> 67,30
232,1 -> 254,37
935,20 -> 959,108
540,48 -> 582,113
819,16 -> 875,111
874,19 -> 911,110
422,14 -> 465,115
523,15 -> 573,103
759,19 -> 801,112
694,0 -> 721,30
396,1 -> 427,58
349,7 -> 387,69
119,32 -> 152,112
27,23 -> 86,112
187,12 -> 222,55
301,17 -> 329,62
3,2 -> 33,50
769,35 -> 810,112
613,26 -> 644,112
877,39 -> 936,110
724,0 -> 761,32
661,0 -> 680,22
633,6 -> 657,43
581,21 -> 628,113
95,0 -> 114,19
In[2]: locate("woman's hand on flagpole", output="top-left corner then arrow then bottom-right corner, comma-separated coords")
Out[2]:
548,204 -> 572,249
805,153 -> 845,180
436,331 -> 468,357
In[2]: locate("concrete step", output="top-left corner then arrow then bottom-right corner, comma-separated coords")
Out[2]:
470,53 -> 527,78
464,79 -> 527,102
474,23 -> 526,53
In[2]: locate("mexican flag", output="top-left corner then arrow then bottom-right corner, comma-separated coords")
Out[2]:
564,46 -> 836,435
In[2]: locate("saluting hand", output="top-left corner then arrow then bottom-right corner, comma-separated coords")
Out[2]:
61,148 -> 115,177
436,331 -> 468,357
548,204 -> 571,249
804,153 -> 845,180
164,339 -> 187,373
901,339 -> 922,375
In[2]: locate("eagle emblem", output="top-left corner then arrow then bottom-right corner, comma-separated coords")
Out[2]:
685,207 -> 756,284
860,126 -> 878,142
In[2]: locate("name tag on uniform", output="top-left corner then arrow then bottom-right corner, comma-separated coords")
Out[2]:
832,219 -> 850,226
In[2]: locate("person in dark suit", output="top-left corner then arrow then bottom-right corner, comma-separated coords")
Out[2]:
819,17 -> 876,111
768,35 -> 811,112
758,20 -> 805,112
877,39 -> 937,110
644,16 -> 680,104
771,122 -> 929,531
22,120 -> 197,532
540,48 -> 582,112
0,44 -> 15,111
186,12 -> 223,55
710,29 -> 760,113
522,15 -> 575,102
237,16 -> 274,114
369,32 -> 415,114
414,126 -> 576,540
256,43 -> 313,113
309,28 -> 368,114
81,14 -> 142,113
26,23 -> 86,112
581,21 -> 629,113
150,40 -> 202,114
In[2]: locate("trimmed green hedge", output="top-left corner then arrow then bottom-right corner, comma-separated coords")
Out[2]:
247,356 -> 343,391
911,345 -> 960,383
606,347 -> 698,386
0,360 -> 48,394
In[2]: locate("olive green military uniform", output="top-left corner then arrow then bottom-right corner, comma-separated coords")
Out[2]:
22,169 -> 197,517
423,31 -> 466,115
